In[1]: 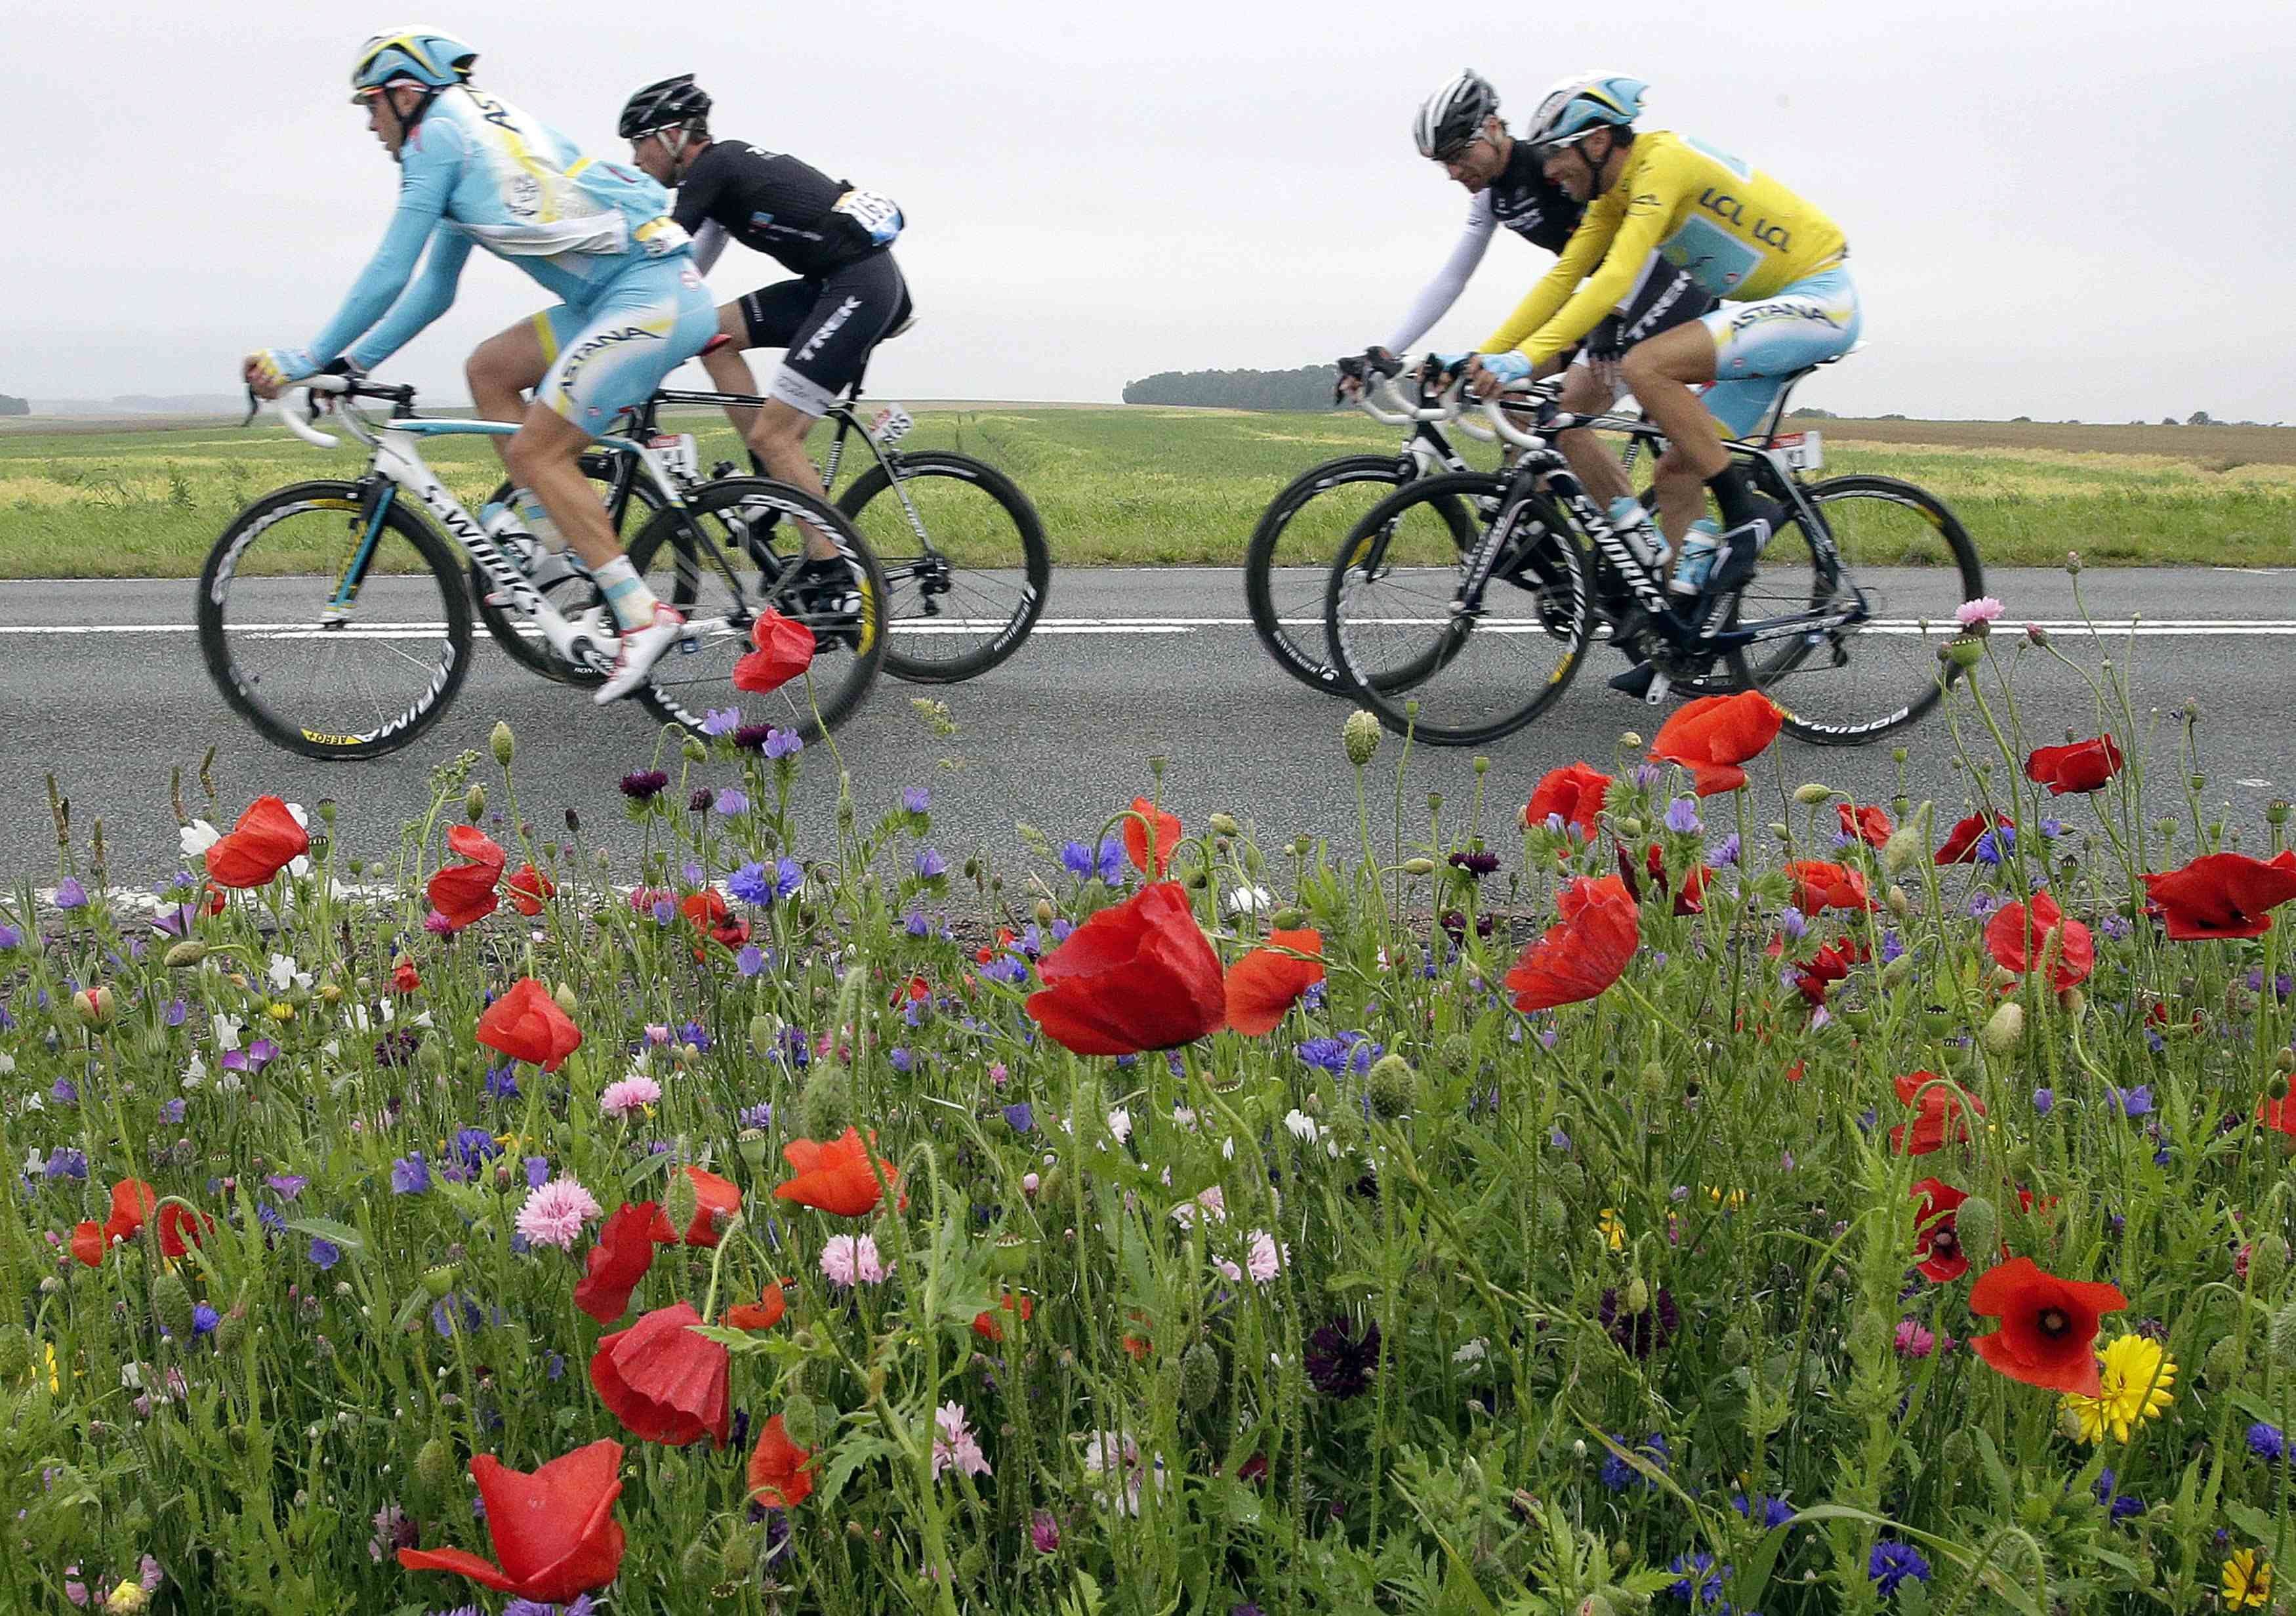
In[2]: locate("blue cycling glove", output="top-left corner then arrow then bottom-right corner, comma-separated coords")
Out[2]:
1475,350 -> 1534,386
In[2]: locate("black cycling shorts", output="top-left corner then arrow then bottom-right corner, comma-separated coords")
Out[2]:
1582,254 -> 1713,363
737,251 -> 912,415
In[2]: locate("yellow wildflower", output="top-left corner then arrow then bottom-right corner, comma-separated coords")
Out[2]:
266,1001 -> 295,1022
1597,1209 -> 1627,1253
2223,1548 -> 2272,1610
2060,1333 -> 2175,1443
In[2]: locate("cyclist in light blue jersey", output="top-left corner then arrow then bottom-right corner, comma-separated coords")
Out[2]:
244,29 -> 718,703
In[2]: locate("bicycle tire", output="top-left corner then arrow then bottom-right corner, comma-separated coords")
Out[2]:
197,479 -> 472,762
834,449 -> 1051,682
474,455 -> 659,686
1724,474 -> 1985,745
625,476 -> 889,741
1324,471 -> 1592,746
1244,454 -> 1411,693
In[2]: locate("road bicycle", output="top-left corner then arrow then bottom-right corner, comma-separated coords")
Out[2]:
1322,362 -> 1984,748
200,374 -> 886,760
485,365 -> 1049,687
1245,352 -> 1654,694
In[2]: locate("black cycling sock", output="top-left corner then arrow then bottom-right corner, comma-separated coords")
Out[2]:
1706,464 -> 1759,529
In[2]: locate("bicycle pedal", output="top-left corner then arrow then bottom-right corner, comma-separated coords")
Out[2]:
1643,672 -> 1673,705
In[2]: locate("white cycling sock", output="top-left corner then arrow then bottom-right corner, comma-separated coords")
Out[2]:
592,557 -> 661,632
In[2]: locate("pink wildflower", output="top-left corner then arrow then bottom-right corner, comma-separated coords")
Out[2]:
514,1174 -> 602,1250
931,1401 -> 992,1480
600,1073 -> 663,1119
1954,596 -> 2005,628
820,1233 -> 887,1288
1246,1230 -> 1286,1285
1893,1318 -> 1937,1359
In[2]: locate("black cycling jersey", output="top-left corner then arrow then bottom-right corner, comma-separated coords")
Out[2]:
670,140 -> 902,279
1483,140 -> 1581,255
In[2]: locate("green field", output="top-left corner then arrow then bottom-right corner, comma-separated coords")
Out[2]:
3,405 -> 2291,576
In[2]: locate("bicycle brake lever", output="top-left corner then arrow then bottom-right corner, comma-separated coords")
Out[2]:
241,385 -> 260,428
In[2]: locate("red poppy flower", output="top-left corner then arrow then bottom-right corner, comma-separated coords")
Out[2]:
204,796 -> 310,889
1617,842 -> 1711,916
429,826 -> 508,930
506,864 -> 554,917
1524,762 -> 1613,838
157,1200 -> 211,1260
1889,1071 -> 1985,1155
1225,927 -> 1325,1036
475,978 -> 583,1072
2141,851 -> 2296,941
93,1177 -> 159,1253
1505,874 -> 1639,1012
1648,690 -> 1784,797
747,1414 -> 814,1509
2024,735 -> 2124,797
573,1201 -> 668,1323
1985,892 -> 2095,989
398,1438 -> 626,1602
71,1220 -> 108,1267
1965,1256 -> 2127,1395
1790,938 -> 1868,1007
679,889 -> 749,957
774,1129 -> 901,1218
447,824 -> 505,866
972,1291 -> 1035,1342
1784,860 -> 1874,914
731,609 -> 815,694
1121,797 -> 1183,879
1935,809 -> 2014,865
390,956 -> 422,995
724,1279 -> 792,1331
2259,1091 -> 2296,1139
590,1301 -> 731,1448
678,1167 -> 743,1247
1026,882 -> 1227,1056
1837,802 -> 1893,849
1910,1178 -> 1971,1283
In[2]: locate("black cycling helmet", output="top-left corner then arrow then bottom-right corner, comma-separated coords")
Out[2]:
619,74 -> 712,139
1413,70 -> 1500,161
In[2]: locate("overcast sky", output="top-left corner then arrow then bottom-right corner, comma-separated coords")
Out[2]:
12,0 -> 2290,420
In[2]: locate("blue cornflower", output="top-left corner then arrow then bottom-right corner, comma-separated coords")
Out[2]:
1973,825 -> 2016,864
1712,833 -> 1742,867
650,897 -> 676,925
452,1127 -> 499,1169
54,877 -> 88,910
1061,837 -> 1124,882
161,1098 -> 187,1124
778,1026 -> 812,1067
772,857 -> 804,900
888,1046 -> 914,1073
264,1173 -> 307,1201
914,846 -> 949,879
2249,1422 -> 2286,1461
1059,839 -> 1099,879
391,1153 -> 432,1194
1868,1540 -> 1931,1594
729,862 -> 773,905
44,1147 -> 88,1183
2091,1468 -> 2143,1520
51,1078 -> 77,1106
714,787 -> 750,816
903,909 -> 932,937
980,955 -> 1030,985
1002,1102 -> 1035,1132
485,1064 -> 521,1102
165,997 -> 188,1027
1666,1550 -> 1728,1607
2033,1087 -> 2055,1116
431,1294 -> 486,1338
1778,907 -> 1808,942
308,1237 -> 340,1271
255,1203 -> 287,1237
739,1102 -> 773,1130
1733,1492 -> 1795,1529
1663,796 -> 1703,835
701,705 -> 741,736
1298,1033 -> 1380,1075
735,944 -> 767,978
903,786 -> 931,814
762,728 -> 803,760
1598,1432 -> 1668,1493
1880,931 -> 1906,965
0,922 -> 20,949
2108,1085 -> 2154,1119
524,1156 -> 550,1190
1548,1125 -> 1572,1150
191,1302 -> 220,1336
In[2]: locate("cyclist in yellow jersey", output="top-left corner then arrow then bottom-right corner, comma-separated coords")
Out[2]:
1459,75 -> 1861,694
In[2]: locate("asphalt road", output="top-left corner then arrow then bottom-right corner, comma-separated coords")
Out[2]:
2,566 -> 2291,889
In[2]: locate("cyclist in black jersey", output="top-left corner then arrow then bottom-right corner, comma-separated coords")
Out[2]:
1345,70 -> 1713,515
621,75 -> 911,566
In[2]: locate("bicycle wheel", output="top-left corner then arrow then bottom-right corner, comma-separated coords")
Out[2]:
1324,472 -> 1592,747
835,450 -> 1050,683
625,476 -> 889,741
197,480 -> 471,761
1244,455 -> 1410,693
474,453 -> 659,686
1724,474 -> 1985,745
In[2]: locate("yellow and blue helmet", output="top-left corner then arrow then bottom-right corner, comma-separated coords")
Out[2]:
350,28 -> 478,98
1522,73 -> 1647,150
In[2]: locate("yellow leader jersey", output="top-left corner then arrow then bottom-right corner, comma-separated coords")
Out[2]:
1485,130 -> 1847,366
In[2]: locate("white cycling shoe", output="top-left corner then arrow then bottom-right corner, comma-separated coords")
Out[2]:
592,603 -> 686,705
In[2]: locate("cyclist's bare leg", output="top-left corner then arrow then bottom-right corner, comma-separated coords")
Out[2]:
699,323 -> 837,564
467,322 -> 551,472
1553,364 -> 1632,510
1651,445 -> 1708,549
501,405 -> 630,573
1617,323 -> 1726,480
701,304 -> 766,444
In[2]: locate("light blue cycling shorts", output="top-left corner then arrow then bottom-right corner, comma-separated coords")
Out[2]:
1697,262 -> 1861,438
531,255 -> 717,432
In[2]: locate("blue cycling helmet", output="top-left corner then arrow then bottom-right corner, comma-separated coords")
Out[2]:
1521,72 -> 1647,149
350,28 -> 478,97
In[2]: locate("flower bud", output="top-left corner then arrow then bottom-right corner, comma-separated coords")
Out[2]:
422,1264 -> 461,1298
464,783 -> 486,823
1946,636 -> 1984,669
1034,898 -> 1054,925
1887,884 -> 1910,918
1343,709 -> 1382,767
1982,1001 -> 2026,1053
1401,858 -> 1437,877
800,1066 -> 853,1140
2252,1233 -> 2290,1293
1880,953 -> 1915,990
2277,1046 -> 2296,1075
1366,1053 -> 1418,1121
682,734 -> 708,764
1179,1341 -> 1223,1410
738,1129 -> 770,1170
1954,1194 -> 1999,1259
73,985 -> 113,1024
1792,783 -> 1834,806
663,1168 -> 699,1235
1939,1428 -> 1975,1468
720,1531 -> 758,1580
1209,812 -> 1241,838
2271,1299 -> 2296,1371
1622,1275 -> 1650,1316
2064,550 -> 2083,574
2057,985 -> 2085,1018
554,982 -> 579,1016
1575,1595 -> 1617,1616
414,1433 -> 457,1497
489,720 -> 516,767
2207,1331 -> 2248,1384
150,1269 -> 194,1338
163,940 -> 208,968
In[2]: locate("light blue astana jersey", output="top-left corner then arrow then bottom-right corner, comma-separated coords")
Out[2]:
302,85 -> 693,371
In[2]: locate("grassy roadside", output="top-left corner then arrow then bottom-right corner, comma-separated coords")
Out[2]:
2,406 -> 2291,577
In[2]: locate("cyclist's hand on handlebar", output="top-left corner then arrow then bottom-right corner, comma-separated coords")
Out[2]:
1334,344 -> 1399,402
1464,350 -> 1532,401
243,346 -> 319,401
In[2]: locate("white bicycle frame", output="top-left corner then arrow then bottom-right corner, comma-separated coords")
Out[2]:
269,375 -> 699,669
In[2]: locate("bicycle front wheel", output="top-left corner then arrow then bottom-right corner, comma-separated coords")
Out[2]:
1324,472 -> 1591,747
474,453 -> 659,686
197,480 -> 471,761
625,476 -> 889,741
1725,474 -> 1986,745
1244,455 -> 1410,693
837,451 -> 1050,682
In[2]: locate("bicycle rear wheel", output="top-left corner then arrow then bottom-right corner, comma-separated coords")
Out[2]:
625,477 -> 888,741
836,450 -> 1050,682
1244,455 -> 1411,693
197,480 -> 471,761
475,453 -> 659,686
1724,474 -> 1984,744
1324,472 -> 1591,746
